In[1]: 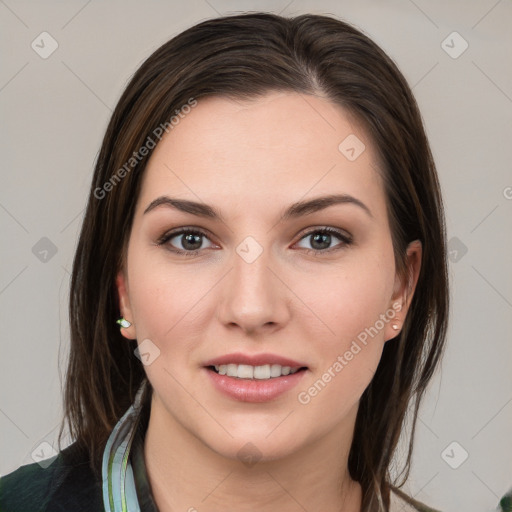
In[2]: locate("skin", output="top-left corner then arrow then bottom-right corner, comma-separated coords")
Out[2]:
116,91 -> 422,512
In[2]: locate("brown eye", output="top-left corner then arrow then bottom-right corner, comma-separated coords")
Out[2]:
296,227 -> 352,254
157,228 -> 214,256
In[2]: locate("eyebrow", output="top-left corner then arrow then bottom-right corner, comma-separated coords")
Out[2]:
282,194 -> 372,220
143,193 -> 372,220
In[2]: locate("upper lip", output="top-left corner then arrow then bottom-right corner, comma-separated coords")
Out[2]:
203,352 -> 308,368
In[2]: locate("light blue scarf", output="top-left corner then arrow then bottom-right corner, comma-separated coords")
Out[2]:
102,381 -> 148,512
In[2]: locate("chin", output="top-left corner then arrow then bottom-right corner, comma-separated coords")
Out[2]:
207,435 -> 301,466
188,414 -> 303,460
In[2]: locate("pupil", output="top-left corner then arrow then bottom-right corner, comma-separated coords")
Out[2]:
183,233 -> 202,250
311,233 -> 330,250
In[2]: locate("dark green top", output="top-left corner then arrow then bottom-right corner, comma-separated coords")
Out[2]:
0,399 -> 156,512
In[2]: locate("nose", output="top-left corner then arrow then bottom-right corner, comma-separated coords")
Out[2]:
216,241 -> 291,336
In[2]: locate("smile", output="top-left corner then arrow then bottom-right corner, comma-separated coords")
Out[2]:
210,363 -> 303,380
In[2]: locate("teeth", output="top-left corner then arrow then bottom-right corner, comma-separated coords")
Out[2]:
213,363 -> 300,379
237,364 -> 254,379
227,363 -> 238,377
254,365 -> 270,379
270,364 -> 282,377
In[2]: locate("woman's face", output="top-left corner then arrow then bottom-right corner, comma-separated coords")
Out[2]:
117,91 -> 420,462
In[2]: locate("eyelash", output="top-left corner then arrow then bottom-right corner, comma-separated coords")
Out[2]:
156,226 -> 353,257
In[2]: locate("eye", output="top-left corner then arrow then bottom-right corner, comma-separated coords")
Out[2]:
295,227 -> 352,254
156,226 -> 352,257
157,228 -> 215,256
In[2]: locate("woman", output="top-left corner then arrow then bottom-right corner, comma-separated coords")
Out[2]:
0,12 -> 450,512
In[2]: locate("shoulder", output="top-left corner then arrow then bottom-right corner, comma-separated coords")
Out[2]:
0,442 -> 103,512
389,485 -> 443,512
497,486 -> 512,512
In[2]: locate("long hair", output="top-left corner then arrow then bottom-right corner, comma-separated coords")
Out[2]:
60,12 -> 449,511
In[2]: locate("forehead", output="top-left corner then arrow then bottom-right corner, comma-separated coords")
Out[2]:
137,91 -> 386,218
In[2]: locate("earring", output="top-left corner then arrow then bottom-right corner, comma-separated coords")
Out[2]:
391,323 -> 400,331
116,317 -> 132,329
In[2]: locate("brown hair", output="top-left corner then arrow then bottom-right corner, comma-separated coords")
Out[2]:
61,12 -> 448,510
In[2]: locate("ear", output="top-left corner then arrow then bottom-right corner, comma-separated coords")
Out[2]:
116,270 -> 137,340
384,240 -> 422,342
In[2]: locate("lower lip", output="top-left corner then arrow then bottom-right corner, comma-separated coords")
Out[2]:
204,367 -> 307,403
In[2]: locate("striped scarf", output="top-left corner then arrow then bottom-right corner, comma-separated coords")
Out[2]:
102,381 -> 148,512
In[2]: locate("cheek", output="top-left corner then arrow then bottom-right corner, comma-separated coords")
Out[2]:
126,248 -> 210,347
294,251 -> 395,404
295,310 -> 389,430
298,249 -> 396,345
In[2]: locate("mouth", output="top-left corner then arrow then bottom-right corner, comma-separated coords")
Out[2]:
206,364 -> 308,380
204,362 -> 309,403
202,353 -> 309,401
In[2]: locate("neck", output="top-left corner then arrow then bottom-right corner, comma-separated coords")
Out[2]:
143,395 -> 362,512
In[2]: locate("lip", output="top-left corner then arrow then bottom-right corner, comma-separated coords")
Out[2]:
204,366 -> 308,403
203,352 -> 308,368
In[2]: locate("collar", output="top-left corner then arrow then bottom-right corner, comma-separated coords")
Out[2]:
102,380 -> 158,512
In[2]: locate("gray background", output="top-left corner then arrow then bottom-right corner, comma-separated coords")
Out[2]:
1,1 -> 511,511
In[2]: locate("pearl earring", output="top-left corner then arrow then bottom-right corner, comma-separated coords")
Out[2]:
391,323 -> 400,331
116,317 -> 132,329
